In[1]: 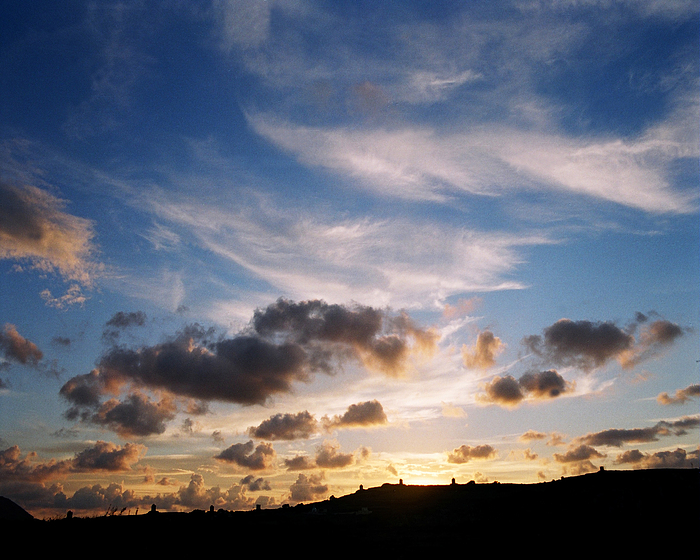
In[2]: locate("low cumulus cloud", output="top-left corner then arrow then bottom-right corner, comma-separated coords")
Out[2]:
60,299 -> 431,437
447,444 -> 497,464
0,181 -> 99,289
523,315 -> 685,371
102,311 -> 147,343
574,416 -> 699,448
214,440 -> 276,471
247,400 -> 388,441
614,447 -> 699,469
0,441 -> 145,484
284,441 -> 370,471
0,324 -> 43,367
239,474 -> 271,492
477,370 -> 573,408
248,411 -> 318,441
288,473 -> 328,503
657,384 -> 700,405
462,330 -> 504,370
322,400 -> 388,430
553,444 -> 606,475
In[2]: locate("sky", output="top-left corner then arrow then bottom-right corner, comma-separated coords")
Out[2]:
0,0 -> 698,519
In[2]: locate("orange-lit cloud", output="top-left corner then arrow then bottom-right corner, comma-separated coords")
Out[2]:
657,384 -> 700,405
447,444 -> 497,464
322,400 -> 388,430
477,370 -> 573,408
288,473 -> 328,503
0,181 -> 99,288
0,324 -> 43,366
284,441 -> 370,471
248,411 -> 319,441
59,300 -> 434,437
614,447 -> 699,469
214,441 -> 276,471
462,330 -> 504,369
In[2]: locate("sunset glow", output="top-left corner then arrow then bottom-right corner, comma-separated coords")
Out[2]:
1,1 -> 698,518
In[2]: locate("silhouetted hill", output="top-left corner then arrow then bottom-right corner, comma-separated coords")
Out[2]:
6,468 -> 698,553
0,496 -> 34,521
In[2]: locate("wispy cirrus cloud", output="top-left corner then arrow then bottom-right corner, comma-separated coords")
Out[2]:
248,115 -> 698,214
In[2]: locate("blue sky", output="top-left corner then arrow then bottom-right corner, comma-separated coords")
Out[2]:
1,0 -> 698,517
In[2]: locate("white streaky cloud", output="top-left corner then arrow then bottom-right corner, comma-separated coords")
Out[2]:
146,191 -> 540,310
249,114 -> 697,214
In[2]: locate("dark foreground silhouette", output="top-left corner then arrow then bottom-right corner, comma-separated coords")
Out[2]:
3,468 -> 698,552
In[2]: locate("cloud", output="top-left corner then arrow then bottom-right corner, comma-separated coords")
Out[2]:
575,416 -> 699,447
0,182 -> 99,287
519,430 -> 548,442
88,393 -> 178,438
105,311 -> 147,329
251,299 -> 438,377
618,320 -> 686,368
0,324 -> 43,366
522,316 -> 685,371
248,116 -> 697,214
462,330 -> 504,370
447,444 -> 497,464
657,384 -> 700,405
553,444 -> 606,463
214,440 -> 276,471
102,311 -> 148,343
146,186 -> 537,310
248,411 -> 319,441
0,441 -> 144,483
239,475 -> 271,492
60,300 -> 436,437
614,447 -> 699,469
70,441 -> 146,472
288,473 -> 328,504
284,441 -> 370,471
322,400 -> 388,430
477,370 -> 573,407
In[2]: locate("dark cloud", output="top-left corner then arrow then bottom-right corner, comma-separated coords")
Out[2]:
323,400 -> 388,430
478,370 -> 573,407
71,441 -> 146,472
240,475 -> 271,491
105,311 -> 147,329
214,441 -> 276,471
288,473 -> 328,503
523,319 -> 634,371
576,416 -> 699,448
60,299 -> 434,437
0,181 -> 98,287
284,441 -> 369,471
578,427 -> 663,448
247,411 -> 318,440
252,298 -> 437,377
657,384 -> 700,405
523,316 -> 685,371
314,441 -> 357,469
102,311 -> 148,343
52,336 -> 72,347
447,444 -> 497,464
0,324 -> 43,366
89,393 -> 178,438
0,441 -> 144,483
553,444 -> 605,475
614,447 -> 699,469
